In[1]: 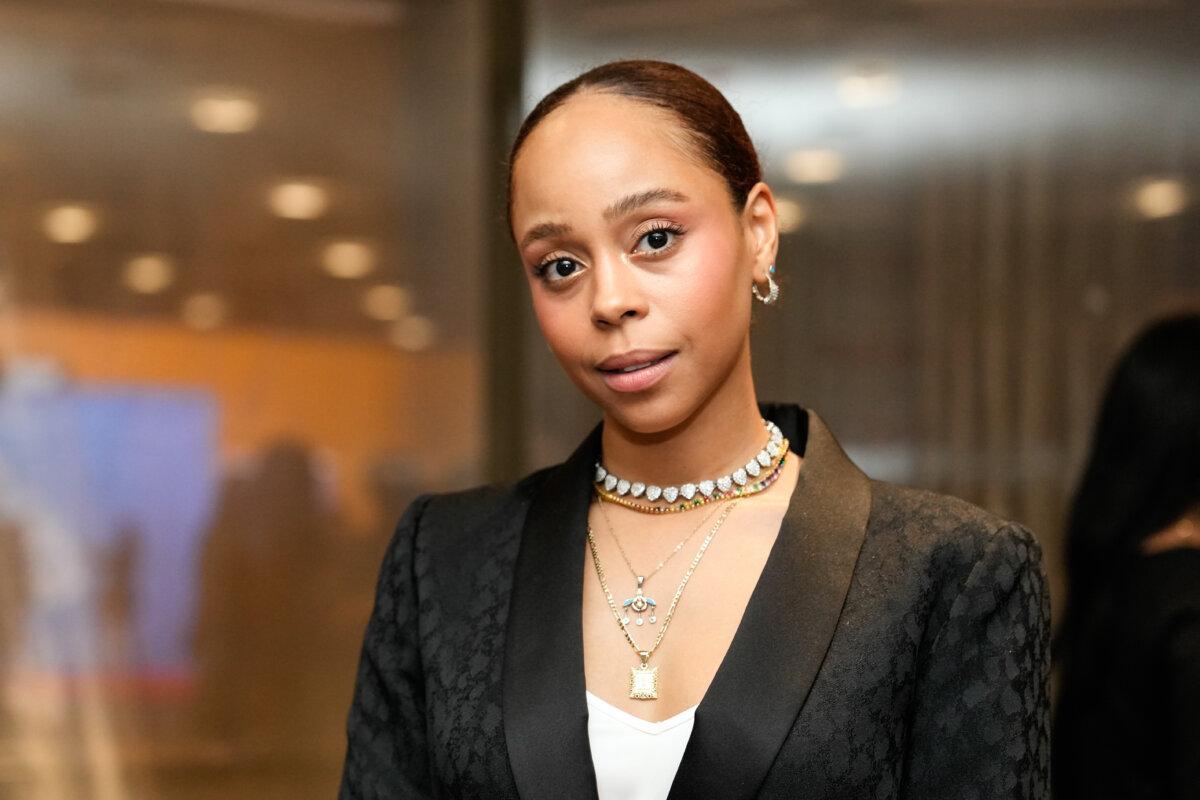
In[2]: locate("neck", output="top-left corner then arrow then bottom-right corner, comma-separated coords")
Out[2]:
599,342 -> 766,487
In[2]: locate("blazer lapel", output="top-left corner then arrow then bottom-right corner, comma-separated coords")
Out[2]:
667,405 -> 873,799
503,405 -> 872,800
503,424 -> 602,800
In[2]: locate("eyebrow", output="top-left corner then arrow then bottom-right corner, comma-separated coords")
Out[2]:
518,187 -> 690,250
602,187 -> 689,221
519,221 -> 572,251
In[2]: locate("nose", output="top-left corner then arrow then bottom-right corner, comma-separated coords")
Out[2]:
590,255 -> 648,328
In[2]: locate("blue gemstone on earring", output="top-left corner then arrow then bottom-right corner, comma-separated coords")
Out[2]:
769,264 -> 776,274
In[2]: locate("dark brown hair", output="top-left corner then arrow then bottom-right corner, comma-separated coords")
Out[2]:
506,59 -> 762,232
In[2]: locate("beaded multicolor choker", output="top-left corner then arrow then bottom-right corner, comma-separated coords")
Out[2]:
594,419 -> 787,514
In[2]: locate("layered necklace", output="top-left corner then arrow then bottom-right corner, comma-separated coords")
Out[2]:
585,419 -> 788,699
587,498 -> 738,700
594,419 -> 788,514
594,493 -> 725,628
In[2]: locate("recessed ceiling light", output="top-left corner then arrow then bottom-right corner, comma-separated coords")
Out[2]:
322,240 -> 376,279
269,180 -> 329,220
785,149 -> 844,185
1132,177 -> 1188,219
42,204 -> 99,243
189,89 -> 259,134
123,253 -> 175,294
775,197 -> 808,233
838,64 -> 901,108
182,292 -> 227,330
362,284 -> 411,321
390,315 -> 436,352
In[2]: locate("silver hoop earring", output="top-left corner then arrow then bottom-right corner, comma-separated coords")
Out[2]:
752,267 -> 779,305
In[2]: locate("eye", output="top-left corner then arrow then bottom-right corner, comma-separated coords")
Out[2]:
633,223 -> 685,255
535,256 -> 583,284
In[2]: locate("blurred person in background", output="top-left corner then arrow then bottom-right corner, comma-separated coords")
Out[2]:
340,60 -> 1050,800
1053,312 -> 1200,800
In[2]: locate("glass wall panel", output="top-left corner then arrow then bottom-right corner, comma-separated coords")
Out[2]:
0,1 -> 487,796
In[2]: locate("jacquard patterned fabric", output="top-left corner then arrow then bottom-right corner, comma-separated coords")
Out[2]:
339,408 -> 1051,800
744,484 -> 1050,800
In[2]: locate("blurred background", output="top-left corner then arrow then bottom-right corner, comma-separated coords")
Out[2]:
0,0 -> 1195,797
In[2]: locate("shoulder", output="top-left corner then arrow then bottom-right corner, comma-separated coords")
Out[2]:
868,480 -> 1040,559
864,480 -> 1045,608
368,465 -> 564,614
381,464 -> 560,577
408,464 -> 556,534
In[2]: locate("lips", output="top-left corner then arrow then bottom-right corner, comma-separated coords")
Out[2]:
595,349 -> 676,372
596,349 -> 678,393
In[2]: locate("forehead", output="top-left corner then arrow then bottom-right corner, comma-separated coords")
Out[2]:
510,91 -> 725,228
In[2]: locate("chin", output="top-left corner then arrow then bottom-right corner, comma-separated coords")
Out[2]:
589,386 -> 699,438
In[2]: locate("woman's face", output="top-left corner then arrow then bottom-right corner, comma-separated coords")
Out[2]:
510,90 -> 776,435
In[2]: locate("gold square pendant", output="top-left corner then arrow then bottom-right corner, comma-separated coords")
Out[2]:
629,663 -> 660,700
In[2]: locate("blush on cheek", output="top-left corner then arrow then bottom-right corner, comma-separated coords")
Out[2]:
531,300 -> 588,372
662,245 -> 744,322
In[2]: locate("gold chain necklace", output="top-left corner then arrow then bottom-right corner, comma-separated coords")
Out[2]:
586,499 -> 738,700
594,491 -> 725,628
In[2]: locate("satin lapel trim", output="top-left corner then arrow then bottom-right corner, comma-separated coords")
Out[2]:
502,424 -> 601,800
668,407 -> 873,800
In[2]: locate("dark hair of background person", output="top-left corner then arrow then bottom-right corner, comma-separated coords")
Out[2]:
505,59 -> 762,233
1055,312 -> 1200,670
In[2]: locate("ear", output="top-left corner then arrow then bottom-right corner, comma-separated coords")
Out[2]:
741,182 -> 779,283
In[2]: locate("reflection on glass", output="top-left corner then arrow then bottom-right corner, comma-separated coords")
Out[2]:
123,254 -> 176,295
783,148 -> 844,185
42,204 -> 100,244
1131,176 -> 1188,220
188,89 -> 260,135
269,181 -> 329,221
322,240 -> 376,279
361,284 -> 411,322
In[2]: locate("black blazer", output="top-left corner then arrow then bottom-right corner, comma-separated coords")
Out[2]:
340,404 -> 1051,799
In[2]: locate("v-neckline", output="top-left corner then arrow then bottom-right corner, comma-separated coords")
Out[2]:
502,404 -> 873,800
585,690 -> 698,735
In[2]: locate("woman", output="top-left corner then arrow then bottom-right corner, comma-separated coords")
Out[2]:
1053,314 -> 1200,800
340,60 -> 1049,800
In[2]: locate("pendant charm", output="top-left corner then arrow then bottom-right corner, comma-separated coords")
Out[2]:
629,653 -> 659,700
622,576 -> 657,624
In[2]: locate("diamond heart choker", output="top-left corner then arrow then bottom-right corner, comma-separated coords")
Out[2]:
593,419 -> 788,514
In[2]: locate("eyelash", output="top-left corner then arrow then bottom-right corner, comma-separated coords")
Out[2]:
532,221 -> 687,284
634,221 -> 687,255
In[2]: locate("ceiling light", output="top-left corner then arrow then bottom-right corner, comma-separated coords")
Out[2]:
123,253 -> 175,294
389,315 -> 436,352
182,292 -> 227,330
838,64 -> 901,108
42,204 -> 99,243
1132,177 -> 1188,219
322,240 -> 376,279
189,89 -> 259,134
269,180 -> 329,220
775,198 -> 808,233
362,284 -> 411,321
785,149 -> 844,185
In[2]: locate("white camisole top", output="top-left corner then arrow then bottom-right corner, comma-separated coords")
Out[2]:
585,691 -> 698,800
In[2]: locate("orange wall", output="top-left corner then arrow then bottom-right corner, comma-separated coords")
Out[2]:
3,309 -> 482,529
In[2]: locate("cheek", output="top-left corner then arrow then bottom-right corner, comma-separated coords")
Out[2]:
530,291 -> 586,361
658,231 -> 748,339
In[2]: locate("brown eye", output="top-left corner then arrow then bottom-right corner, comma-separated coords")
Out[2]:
537,256 -> 582,284
633,224 -> 684,255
